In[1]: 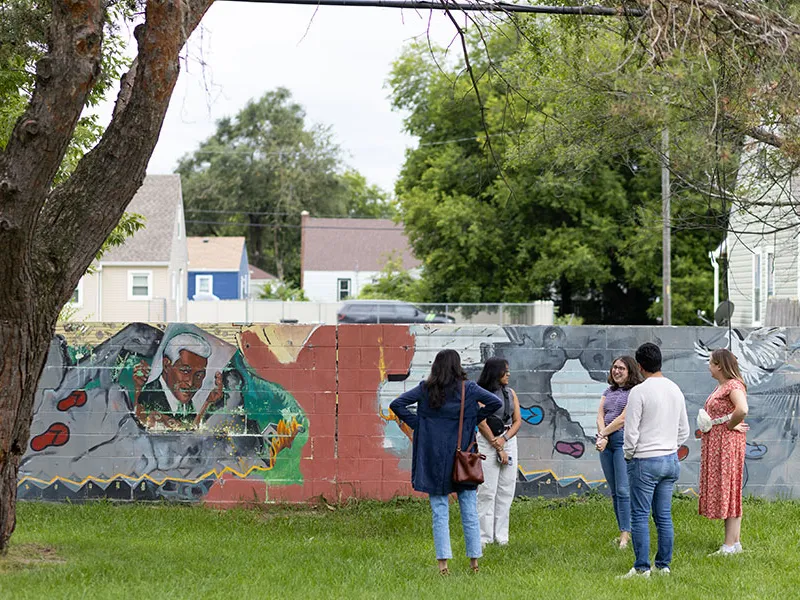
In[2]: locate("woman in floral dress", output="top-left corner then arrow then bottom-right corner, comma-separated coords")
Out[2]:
699,348 -> 750,555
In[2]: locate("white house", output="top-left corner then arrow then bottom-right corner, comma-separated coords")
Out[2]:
718,142 -> 800,326
67,175 -> 188,322
300,212 -> 420,303
248,264 -> 278,298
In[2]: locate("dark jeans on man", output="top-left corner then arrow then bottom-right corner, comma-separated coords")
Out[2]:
626,453 -> 680,571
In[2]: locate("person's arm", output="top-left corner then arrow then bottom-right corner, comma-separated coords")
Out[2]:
478,420 -> 495,442
727,387 -> 749,432
472,383 -> 503,422
596,396 -> 606,435
599,408 -> 626,438
676,391 -> 690,446
623,390 -> 642,460
492,390 -> 523,451
505,390 -> 522,439
389,384 -> 424,431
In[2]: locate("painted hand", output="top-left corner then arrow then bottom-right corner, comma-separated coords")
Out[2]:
132,360 -> 150,392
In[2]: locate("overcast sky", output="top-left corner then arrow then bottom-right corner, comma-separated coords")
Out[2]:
131,3 -> 463,193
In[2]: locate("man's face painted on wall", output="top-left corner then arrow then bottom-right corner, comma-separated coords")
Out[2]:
163,349 -> 208,405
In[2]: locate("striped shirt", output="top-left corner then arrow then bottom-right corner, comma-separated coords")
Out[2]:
602,387 -> 630,427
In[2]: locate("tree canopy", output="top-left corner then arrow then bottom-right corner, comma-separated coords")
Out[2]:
177,88 -> 394,285
389,17 -> 732,324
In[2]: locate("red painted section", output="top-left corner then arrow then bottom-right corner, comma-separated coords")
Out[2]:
205,324 -> 417,507
57,390 -> 87,411
30,423 -> 71,451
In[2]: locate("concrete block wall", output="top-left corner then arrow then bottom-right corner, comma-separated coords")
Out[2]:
18,323 -> 800,505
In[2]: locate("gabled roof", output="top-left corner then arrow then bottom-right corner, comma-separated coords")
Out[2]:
302,217 -> 420,271
249,264 -> 277,281
101,175 -> 183,263
188,236 -> 246,271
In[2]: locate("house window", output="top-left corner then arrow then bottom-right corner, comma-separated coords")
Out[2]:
767,251 -> 775,298
753,253 -> 762,324
128,270 -> 152,300
337,278 -> 351,301
196,275 -> 213,295
69,278 -> 83,307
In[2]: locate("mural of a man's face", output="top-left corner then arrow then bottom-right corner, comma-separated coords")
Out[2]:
163,350 -> 208,405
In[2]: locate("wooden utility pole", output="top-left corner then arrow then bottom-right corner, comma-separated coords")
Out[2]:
662,127 -> 672,325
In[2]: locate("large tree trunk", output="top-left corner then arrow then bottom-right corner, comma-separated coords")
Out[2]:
0,0 -> 214,553
0,323 -> 52,549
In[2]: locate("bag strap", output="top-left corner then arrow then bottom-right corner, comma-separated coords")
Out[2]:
456,380 -> 466,450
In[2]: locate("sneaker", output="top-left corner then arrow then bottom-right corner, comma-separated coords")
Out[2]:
653,567 -> 671,575
734,542 -> 743,552
709,544 -> 739,556
618,568 -> 651,579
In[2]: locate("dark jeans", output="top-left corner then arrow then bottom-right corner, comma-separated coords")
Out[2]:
599,431 -> 631,532
627,453 -> 680,571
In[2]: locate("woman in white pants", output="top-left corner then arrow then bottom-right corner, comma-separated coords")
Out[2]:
476,357 -> 521,547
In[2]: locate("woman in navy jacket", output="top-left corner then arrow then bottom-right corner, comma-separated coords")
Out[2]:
390,349 -> 502,575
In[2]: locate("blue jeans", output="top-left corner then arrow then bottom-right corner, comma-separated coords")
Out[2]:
627,453 -> 680,571
429,490 -> 482,559
599,431 -> 631,533
600,430 -> 631,531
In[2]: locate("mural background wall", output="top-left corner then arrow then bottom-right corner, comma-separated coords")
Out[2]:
19,324 -> 800,505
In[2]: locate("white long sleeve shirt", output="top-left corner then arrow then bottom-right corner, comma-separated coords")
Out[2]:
623,375 -> 690,460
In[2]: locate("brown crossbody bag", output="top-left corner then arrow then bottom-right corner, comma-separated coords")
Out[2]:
451,380 -> 486,484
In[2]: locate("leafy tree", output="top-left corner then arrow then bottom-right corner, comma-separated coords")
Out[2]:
389,25 -> 722,324
177,89 -> 393,286
258,282 -> 309,302
357,253 -> 425,301
338,170 -> 397,218
0,0 -> 215,551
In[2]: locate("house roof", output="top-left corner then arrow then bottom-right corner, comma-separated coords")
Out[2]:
101,174 -> 183,263
249,264 -> 277,281
188,236 -> 246,271
302,217 -> 420,271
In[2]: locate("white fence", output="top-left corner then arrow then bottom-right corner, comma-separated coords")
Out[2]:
186,300 -> 554,326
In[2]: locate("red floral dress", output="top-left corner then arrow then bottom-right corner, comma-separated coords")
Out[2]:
699,379 -> 747,519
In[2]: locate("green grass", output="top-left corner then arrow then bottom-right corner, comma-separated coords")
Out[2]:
1,495 -> 799,599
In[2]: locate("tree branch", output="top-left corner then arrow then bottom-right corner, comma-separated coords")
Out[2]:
0,0 -> 104,282
34,0 -> 214,304
747,125 -> 786,149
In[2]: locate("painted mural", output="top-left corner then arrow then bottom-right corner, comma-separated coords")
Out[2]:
19,323 -> 310,503
18,323 -> 800,503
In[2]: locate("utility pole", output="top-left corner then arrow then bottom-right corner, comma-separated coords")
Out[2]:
662,127 -> 672,326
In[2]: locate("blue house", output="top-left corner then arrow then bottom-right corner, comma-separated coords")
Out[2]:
187,236 -> 249,300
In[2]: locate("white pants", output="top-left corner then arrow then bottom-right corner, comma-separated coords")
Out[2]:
477,434 -> 517,545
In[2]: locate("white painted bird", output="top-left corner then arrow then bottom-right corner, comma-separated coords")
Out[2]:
694,327 -> 787,387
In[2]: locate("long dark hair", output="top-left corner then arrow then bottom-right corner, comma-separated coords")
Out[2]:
477,357 -> 508,393
426,349 -> 467,409
607,355 -> 643,391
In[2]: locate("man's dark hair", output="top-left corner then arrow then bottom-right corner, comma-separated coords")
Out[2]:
635,342 -> 662,374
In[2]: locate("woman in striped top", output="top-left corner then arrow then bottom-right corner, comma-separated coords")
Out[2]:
595,355 -> 643,549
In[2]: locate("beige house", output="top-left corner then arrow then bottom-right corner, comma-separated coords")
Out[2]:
68,175 -> 188,322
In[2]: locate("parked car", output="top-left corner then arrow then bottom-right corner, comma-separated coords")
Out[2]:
337,300 -> 455,324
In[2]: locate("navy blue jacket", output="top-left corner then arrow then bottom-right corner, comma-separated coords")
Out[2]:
390,380 -> 502,495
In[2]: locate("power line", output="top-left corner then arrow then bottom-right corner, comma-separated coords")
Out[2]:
185,208 -> 395,218
221,0 -> 646,18
186,220 -> 403,230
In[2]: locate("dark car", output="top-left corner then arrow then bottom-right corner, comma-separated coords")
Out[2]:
337,300 -> 455,324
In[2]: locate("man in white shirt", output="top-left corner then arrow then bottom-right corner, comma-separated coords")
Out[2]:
620,343 -> 690,578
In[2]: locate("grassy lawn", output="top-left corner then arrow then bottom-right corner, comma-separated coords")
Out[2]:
1,495 -> 798,599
